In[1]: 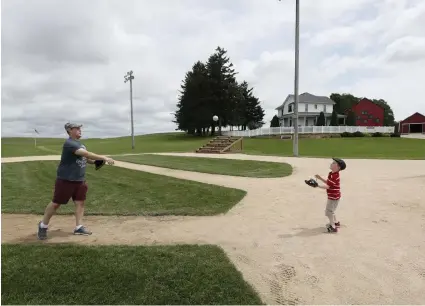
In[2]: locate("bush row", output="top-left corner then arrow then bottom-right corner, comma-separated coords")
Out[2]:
340,132 -> 400,138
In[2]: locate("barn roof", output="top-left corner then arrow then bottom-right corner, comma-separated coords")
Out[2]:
400,112 -> 425,123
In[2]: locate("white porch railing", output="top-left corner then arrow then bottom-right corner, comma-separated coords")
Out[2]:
222,126 -> 395,137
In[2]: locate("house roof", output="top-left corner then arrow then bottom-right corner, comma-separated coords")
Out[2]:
275,92 -> 335,110
400,112 -> 425,123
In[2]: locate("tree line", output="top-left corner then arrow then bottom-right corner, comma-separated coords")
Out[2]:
173,46 -> 265,136
270,93 -> 396,127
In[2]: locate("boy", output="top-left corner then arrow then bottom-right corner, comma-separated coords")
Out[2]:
315,157 -> 346,233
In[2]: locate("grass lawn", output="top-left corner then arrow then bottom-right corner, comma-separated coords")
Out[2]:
1,244 -> 262,305
2,133 -> 423,160
115,154 -> 293,178
1,133 -> 212,157
1,161 -> 246,216
243,137 -> 425,159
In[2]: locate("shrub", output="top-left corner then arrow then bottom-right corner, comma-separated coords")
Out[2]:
353,131 -> 365,137
390,133 -> 401,137
340,132 -> 353,138
371,132 -> 383,137
330,134 -> 341,138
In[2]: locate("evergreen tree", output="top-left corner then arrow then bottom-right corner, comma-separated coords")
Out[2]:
237,81 -> 265,130
174,46 -> 266,135
205,46 -> 239,135
330,109 -> 338,126
317,112 -> 326,126
173,61 -> 211,135
346,110 -> 356,126
270,115 -> 280,127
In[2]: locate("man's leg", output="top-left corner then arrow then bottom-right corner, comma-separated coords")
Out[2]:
73,181 -> 91,235
38,179 -> 71,240
42,202 -> 60,225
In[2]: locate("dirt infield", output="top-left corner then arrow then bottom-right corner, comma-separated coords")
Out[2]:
2,153 -> 425,304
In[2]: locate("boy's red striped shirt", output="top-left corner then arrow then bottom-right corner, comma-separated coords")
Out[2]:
327,171 -> 341,200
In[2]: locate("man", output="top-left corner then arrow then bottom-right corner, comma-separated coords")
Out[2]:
37,123 -> 114,240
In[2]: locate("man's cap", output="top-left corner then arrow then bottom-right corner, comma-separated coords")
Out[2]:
332,157 -> 346,170
64,122 -> 82,131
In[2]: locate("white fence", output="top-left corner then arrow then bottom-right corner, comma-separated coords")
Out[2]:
222,126 -> 395,137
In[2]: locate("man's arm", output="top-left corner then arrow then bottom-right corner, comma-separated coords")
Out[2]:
74,148 -> 114,165
86,159 -> 95,164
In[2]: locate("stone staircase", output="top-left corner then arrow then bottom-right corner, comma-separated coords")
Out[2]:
195,136 -> 243,154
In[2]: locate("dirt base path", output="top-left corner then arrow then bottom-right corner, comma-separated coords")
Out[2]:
2,153 -> 425,304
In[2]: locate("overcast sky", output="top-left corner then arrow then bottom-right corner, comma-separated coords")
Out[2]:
2,0 -> 424,138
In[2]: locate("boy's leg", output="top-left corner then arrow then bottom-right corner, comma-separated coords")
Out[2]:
325,199 -> 339,231
38,179 -> 72,240
72,181 -> 91,235
325,200 -> 335,227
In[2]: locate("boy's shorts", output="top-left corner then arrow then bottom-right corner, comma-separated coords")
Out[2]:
325,199 -> 340,216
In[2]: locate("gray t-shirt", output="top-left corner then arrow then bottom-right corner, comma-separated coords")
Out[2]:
56,138 -> 87,181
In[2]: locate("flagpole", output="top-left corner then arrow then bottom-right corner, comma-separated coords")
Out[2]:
34,129 -> 39,148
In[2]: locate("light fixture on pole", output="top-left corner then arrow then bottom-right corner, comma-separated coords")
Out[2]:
124,70 -> 135,149
213,115 -> 221,135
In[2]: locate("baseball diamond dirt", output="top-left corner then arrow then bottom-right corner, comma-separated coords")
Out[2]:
2,153 -> 425,304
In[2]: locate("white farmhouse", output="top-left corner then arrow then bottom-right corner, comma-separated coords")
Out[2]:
275,92 -> 345,127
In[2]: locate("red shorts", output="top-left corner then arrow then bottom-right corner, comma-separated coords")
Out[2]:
52,178 -> 88,204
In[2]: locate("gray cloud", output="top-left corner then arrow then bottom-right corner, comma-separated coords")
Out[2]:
2,0 -> 424,138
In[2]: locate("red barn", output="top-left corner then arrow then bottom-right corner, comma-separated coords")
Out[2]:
351,98 -> 385,126
399,112 -> 425,134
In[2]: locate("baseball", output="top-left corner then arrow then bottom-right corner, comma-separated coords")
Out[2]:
213,115 -> 218,122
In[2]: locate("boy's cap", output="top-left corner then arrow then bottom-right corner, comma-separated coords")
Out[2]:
64,122 -> 82,131
333,158 -> 346,170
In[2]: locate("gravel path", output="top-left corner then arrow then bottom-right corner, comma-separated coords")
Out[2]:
2,153 -> 425,304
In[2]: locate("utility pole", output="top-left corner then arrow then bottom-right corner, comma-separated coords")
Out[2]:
124,71 -> 135,149
278,0 -> 300,156
293,0 -> 300,156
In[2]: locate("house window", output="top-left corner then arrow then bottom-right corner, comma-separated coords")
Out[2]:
376,118 -> 380,123
305,104 -> 308,112
324,105 -> 327,112
314,104 -> 318,109
288,103 -> 293,112
364,120 -> 368,123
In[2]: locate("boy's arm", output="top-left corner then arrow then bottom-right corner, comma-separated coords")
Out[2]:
318,184 -> 329,189
317,176 -> 327,184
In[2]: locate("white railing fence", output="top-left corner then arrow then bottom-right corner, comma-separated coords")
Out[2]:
222,126 -> 395,137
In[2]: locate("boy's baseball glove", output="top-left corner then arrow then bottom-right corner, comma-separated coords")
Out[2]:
305,178 -> 318,188
94,160 -> 105,170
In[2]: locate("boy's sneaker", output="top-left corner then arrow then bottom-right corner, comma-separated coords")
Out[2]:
335,222 -> 341,228
37,222 -> 48,240
74,226 -> 92,236
326,224 -> 338,233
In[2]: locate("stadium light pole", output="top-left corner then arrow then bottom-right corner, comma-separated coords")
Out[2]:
124,70 -> 135,149
293,0 -> 300,157
278,0 -> 300,156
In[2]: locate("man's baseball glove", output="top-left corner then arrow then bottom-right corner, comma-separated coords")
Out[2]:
94,160 -> 105,170
305,178 -> 318,188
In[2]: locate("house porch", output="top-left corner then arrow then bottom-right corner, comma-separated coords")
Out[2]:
280,114 -> 346,127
